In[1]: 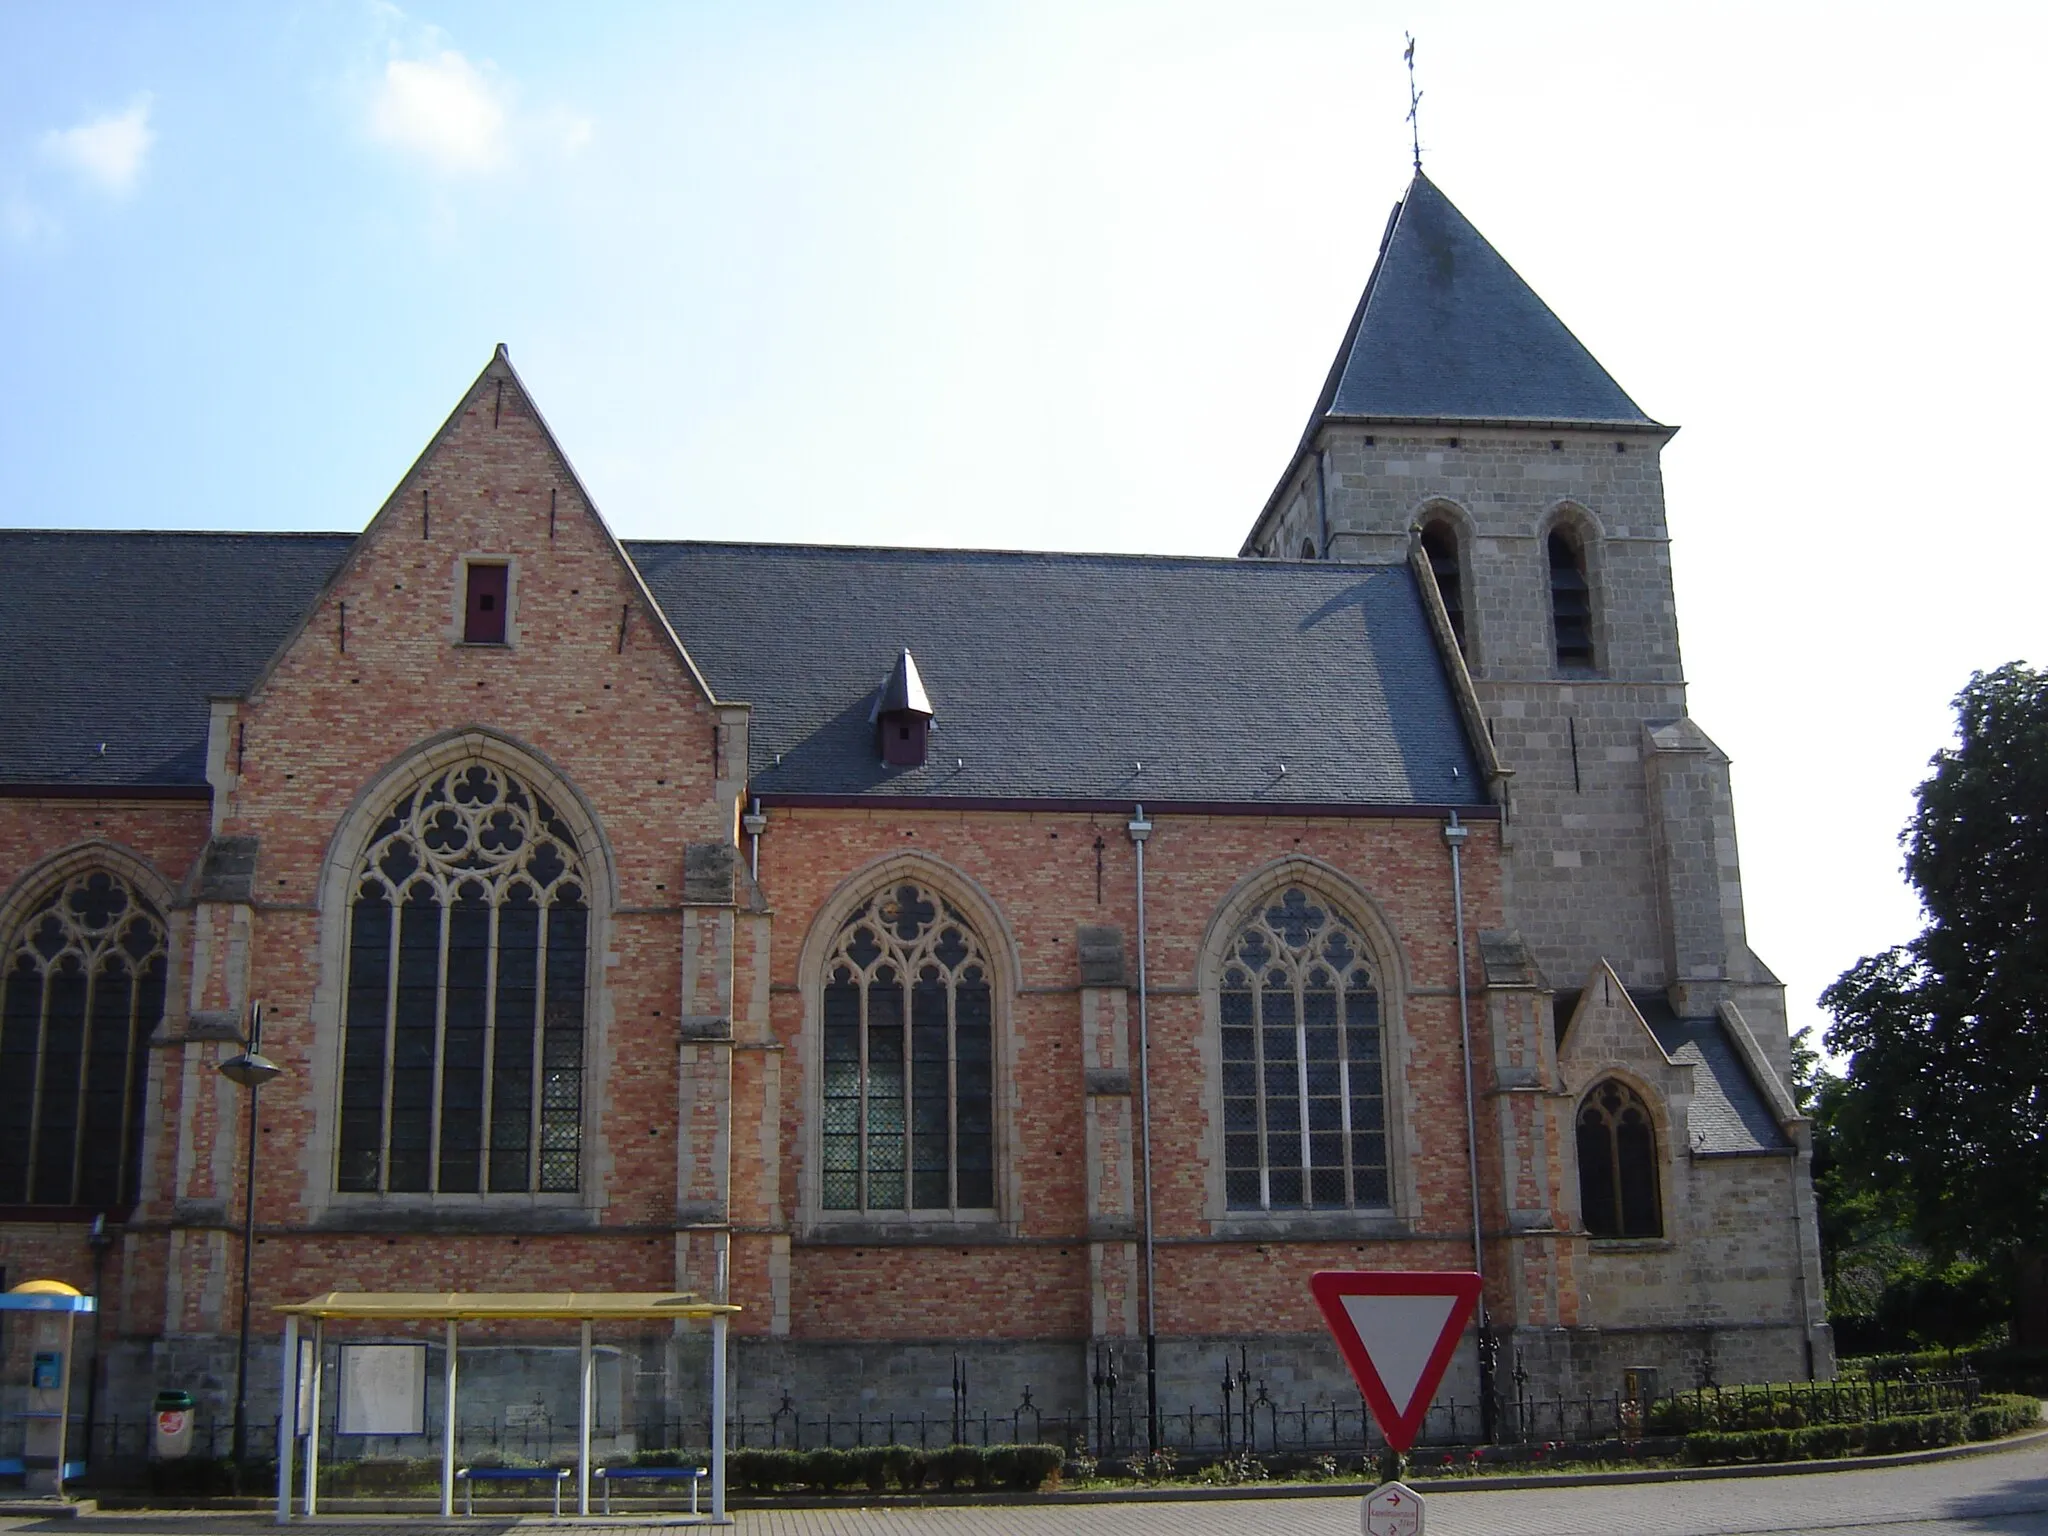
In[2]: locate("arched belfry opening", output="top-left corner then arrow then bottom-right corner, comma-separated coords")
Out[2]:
1419,516 -> 1466,655
1548,526 -> 1594,671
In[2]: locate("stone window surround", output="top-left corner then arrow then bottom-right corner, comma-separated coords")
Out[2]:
1194,857 -> 1420,1239
1540,501 -> 1608,678
0,841 -> 179,1215
793,851 -> 1023,1242
1564,1063 -> 1678,1245
448,552 -> 522,649
300,729 -> 618,1225
1413,496 -> 1482,669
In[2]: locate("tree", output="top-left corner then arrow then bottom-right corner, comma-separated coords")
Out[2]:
1823,663 -> 2048,1270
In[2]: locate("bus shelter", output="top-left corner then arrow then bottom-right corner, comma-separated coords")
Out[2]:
273,1291 -> 740,1524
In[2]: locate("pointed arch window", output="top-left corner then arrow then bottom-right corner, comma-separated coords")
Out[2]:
1548,528 -> 1594,670
820,882 -> 995,1213
1420,518 -> 1467,655
338,761 -> 590,1196
1220,887 -> 1388,1210
1577,1079 -> 1661,1238
0,870 -> 165,1209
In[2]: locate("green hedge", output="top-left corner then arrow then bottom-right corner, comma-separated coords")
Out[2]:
1647,1376 -> 1981,1434
723,1443 -> 1063,1494
1684,1394 -> 2040,1465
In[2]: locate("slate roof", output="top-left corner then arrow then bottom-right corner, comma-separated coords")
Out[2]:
628,541 -> 1485,806
1551,988 -> 1790,1156
1,530 -> 1485,809
1314,175 -> 1657,427
0,530 -> 354,787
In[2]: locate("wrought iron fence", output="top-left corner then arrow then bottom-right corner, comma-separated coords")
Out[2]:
6,1367 -> 1983,1483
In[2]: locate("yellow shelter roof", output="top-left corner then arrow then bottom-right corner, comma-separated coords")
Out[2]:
276,1291 -> 739,1321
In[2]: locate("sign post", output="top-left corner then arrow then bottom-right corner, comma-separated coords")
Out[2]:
1309,1270 -> 1483,1536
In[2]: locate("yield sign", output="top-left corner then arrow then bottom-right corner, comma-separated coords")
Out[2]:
1310,1270 -> 1481,1452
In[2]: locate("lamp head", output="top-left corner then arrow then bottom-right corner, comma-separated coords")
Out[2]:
218,1050 -> 283,1089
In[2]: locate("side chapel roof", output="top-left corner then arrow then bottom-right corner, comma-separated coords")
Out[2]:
0,532 -> 1485,809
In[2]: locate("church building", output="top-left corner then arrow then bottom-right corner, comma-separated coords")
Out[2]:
0,172 -> 1828,1449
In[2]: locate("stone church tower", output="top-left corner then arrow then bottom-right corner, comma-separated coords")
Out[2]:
1244,175 -> 1826,1381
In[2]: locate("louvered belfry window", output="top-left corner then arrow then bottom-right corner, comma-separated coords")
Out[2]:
1548,529 -> 1594,669
820,882 -> 995,1213
0,871 -> 165,1209
1221,887 -> 1389,1210
1577,1079 -> 1661,1238
338,761 -> 588,1195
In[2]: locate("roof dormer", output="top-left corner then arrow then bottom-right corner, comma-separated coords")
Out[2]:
870,647 -> 934,767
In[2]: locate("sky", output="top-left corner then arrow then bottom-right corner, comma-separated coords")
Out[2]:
4,1 -> 2044,1059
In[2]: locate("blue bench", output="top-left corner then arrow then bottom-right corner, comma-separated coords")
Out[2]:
595,1464 -> 709,1515
455,1464 -> 570,1516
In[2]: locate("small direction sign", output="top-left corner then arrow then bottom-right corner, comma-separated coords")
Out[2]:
1362,1479 -> 1425,1535
1309,1270 -> 1482,1452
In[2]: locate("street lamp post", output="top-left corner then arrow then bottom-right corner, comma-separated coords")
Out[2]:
218,1003 -> 283,1474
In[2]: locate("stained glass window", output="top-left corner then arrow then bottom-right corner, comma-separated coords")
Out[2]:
1577,1079 -> 1661,1238
820,882 -> 994,1213
338,761 -> 588,1195
0,870 -> 165,1208
1220,886 -> 1388,1211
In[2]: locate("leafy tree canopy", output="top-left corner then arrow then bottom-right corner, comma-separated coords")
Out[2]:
1823,662 -> 2048,1266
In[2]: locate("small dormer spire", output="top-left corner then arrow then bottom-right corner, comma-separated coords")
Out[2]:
870,648 -> 935,767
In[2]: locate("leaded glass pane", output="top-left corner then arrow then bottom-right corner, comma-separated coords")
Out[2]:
338,759 -> 592,1195
0,870 -> 167,1208
1219,886 -> 1388,1212
821,882 -> 997,1214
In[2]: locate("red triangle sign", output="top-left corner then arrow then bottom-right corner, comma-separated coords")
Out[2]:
1310,1270 -> 1481,1452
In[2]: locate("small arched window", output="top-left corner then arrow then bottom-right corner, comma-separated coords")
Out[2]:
1420,519 -> 1466,655
821,882 -> 995,1213
1548,528 -> 1594,670
1220,887 -> 1387,1210
0,869 -> 165,1208
1577,1079 -> 1661,1238
1300,538 -> 1318,561
338,760 -> 591,1196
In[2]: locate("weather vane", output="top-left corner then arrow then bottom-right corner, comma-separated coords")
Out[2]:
1404,33 -> 1423,173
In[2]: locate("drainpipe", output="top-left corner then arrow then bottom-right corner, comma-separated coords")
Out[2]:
1444,811 -> 1495,1437
1127,804 -> 1158,1453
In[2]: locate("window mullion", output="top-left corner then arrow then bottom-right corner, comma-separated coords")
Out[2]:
428,884 -> 454,1193
66,963 -> 96,1205
119,957 -> 146,1206
479,897 -> 501,1190
1338,990 -> 1355,1209
1251,976 -> 1270,1211
857,976 -> 871,1213
378,899 -> 401,1195
946,975 -> 959,1213
529,902 -> 550,1193
898,972 -> 911,1214
1294,974 -> 1312,1208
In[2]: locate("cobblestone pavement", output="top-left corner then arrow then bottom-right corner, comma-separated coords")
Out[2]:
9,1439 -> 2048,1536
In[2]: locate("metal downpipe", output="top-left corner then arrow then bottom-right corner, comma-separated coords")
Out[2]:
1445,811 -> 1495,1438
1128,805 -> 1158,1453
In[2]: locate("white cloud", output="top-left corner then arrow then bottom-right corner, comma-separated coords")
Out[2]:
3,195 -> 60,246
39,96 -> 155,197
369,51 -> 507,174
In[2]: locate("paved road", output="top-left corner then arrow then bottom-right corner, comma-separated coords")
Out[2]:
9,1439 -> 2048,1535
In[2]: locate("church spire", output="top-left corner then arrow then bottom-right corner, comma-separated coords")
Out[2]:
1306,176 -> 1657,429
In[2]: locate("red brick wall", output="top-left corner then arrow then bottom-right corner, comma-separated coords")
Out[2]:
742,806 -> 1505,1342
